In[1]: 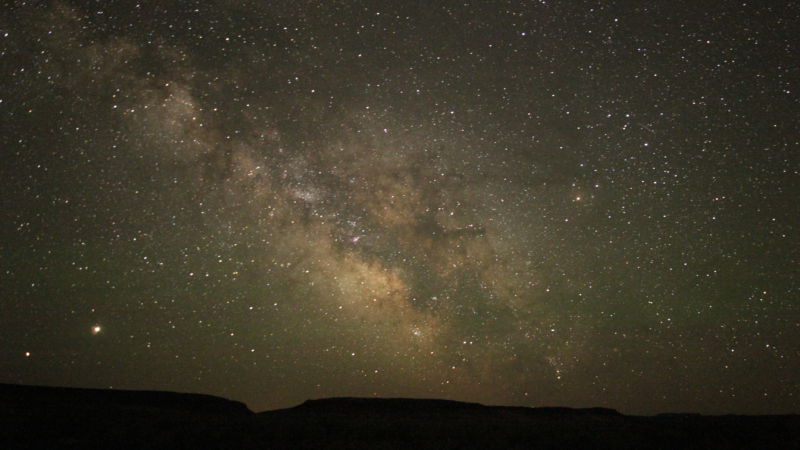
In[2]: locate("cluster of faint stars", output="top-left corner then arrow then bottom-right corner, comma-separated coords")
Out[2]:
1,0 -> 797,415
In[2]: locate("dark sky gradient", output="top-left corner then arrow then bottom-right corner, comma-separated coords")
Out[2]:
1,0 -> 798,415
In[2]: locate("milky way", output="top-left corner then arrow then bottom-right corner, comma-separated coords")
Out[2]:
1,1 -> 798,414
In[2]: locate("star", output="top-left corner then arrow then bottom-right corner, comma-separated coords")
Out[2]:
0,0 -> 795,416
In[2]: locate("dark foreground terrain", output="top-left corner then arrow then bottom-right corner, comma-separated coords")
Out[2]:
1,383 -> 798,449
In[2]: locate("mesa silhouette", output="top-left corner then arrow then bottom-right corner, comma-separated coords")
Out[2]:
1,383 -> 798,449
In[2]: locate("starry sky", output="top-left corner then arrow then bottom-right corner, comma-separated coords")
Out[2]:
1,0 -> 798,415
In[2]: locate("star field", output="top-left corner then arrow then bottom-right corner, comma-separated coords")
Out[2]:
1,0 -> 798,415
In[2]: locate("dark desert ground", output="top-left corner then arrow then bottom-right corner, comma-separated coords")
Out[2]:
2,383 -> 799,449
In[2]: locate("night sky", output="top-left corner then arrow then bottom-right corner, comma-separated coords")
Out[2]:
1,0 -> 798,415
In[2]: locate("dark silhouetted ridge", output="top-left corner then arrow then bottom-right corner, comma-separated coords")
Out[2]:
0,383 -> 252,450
0,382 -> 252,416
295,396 -> 486,411
2,383 -> 799,449
288,396 -> 621,417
